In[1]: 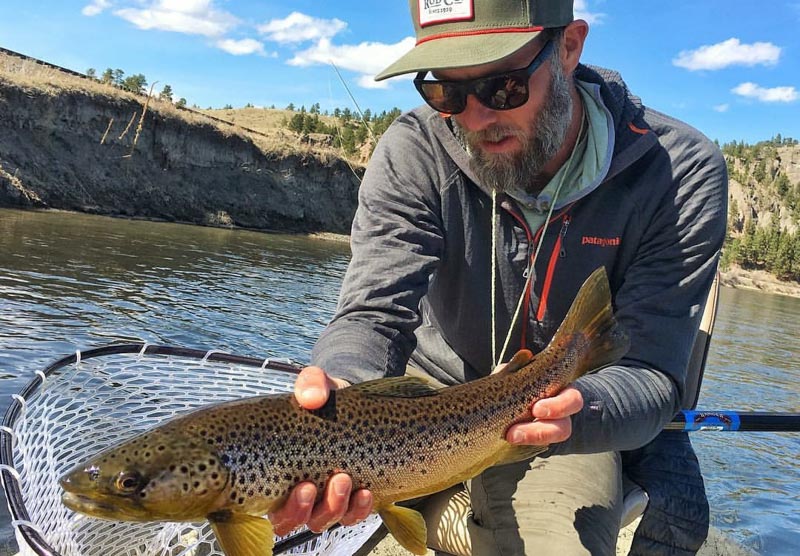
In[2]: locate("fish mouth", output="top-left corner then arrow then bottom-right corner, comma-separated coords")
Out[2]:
61,491 -> 144,521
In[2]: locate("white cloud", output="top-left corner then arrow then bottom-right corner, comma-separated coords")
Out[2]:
574,0 -> 605,25
289,36 -> 416,86
114,0 -> 238,37
713,103 -> 730,113
673,38 -> 781,71
82,0 -> 111,16
732,82 -> 799,103
357,74 -> 391,90
215,38 -> 265,56
258,12 -> 347,44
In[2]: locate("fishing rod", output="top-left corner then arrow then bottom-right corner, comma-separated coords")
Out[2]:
667,410 -> 800,432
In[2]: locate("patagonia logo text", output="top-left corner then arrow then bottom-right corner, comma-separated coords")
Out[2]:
419,0 -> 473,27
582,236 -> 621,247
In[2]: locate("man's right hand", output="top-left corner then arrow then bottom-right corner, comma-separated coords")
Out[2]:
268,366 -> 374,535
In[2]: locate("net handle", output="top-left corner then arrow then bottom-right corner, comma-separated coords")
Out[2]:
0,342 -> 308,556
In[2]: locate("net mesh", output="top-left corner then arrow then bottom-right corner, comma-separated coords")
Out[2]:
4,347 -> 382,556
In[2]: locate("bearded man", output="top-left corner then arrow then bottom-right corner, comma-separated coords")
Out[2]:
272,1 -> 727,554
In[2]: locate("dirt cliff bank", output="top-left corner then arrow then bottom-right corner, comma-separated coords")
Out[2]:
0,75 -> 362,234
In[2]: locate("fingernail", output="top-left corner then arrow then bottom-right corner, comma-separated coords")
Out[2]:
299,387 -> 325,406
511,430 -> 525,444
298,487 -> 315,505
333,480 -> 350,497
356,494 -> 372,508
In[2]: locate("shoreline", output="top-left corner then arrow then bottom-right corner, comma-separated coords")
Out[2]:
718,265 -> 800,298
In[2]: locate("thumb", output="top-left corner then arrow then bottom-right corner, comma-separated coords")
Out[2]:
294,366 -> 349,410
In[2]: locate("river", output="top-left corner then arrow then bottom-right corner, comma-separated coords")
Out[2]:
0,208 -> 798,555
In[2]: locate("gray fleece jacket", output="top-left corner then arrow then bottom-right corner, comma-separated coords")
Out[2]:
312,64 -> 727,457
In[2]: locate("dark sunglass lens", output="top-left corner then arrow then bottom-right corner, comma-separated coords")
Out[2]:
474,74 -> 529,110
418,82 -> 466,114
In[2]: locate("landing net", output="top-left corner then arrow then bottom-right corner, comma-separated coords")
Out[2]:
0,344 -> 382,556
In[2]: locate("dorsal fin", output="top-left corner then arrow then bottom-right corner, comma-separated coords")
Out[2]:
348,376 -> 440,398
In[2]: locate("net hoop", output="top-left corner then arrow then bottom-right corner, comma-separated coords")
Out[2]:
0,343 -> 381,556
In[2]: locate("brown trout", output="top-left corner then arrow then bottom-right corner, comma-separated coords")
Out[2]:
60,267 -> 629,556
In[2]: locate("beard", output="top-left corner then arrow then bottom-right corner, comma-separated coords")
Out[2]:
454,55 -> 574,194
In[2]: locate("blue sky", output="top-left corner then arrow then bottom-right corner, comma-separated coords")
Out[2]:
1,1 -> 798,144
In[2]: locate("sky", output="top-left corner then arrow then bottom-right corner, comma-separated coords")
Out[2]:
0,1 -> 798,145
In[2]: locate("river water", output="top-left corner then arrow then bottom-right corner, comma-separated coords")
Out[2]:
0,208 -> 798,555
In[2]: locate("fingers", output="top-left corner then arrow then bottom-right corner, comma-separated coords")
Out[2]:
506,387 -> 584,445
340,488 -> 374,526
269,475 -> 374,536
532,386 -> 583,420
507,417 -> 573,445
270,482 -> 317,536
294,366 -> 350,410
306,473 -> 352,532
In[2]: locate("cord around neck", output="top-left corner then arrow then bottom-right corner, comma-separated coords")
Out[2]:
491,108 -> 587,367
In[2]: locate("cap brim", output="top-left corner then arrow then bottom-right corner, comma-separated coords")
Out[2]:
375,31 -> 542,81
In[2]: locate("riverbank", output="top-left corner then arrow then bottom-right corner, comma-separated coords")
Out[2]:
719,265 -> 800,298
0,54 -> 364,235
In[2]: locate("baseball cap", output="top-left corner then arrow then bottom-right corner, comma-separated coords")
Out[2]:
375,0 -> 574,81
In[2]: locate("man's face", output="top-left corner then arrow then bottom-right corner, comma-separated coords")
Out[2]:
442,40 -> 574,194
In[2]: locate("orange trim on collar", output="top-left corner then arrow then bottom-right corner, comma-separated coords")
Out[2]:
628,122 -> 649,135
416,26 -> 544,46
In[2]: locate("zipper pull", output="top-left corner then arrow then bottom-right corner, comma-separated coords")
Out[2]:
559,215 -> 571,258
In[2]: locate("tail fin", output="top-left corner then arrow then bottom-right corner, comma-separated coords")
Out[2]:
547,267 -> 630,382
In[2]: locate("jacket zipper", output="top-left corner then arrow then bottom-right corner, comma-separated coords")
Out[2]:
502,204 -> 574,350
536,214 -> 571,322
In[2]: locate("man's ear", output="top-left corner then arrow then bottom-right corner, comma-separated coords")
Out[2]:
561,19 -> 589,74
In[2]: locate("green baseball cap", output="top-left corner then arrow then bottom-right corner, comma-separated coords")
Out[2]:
375,0 -> 574,81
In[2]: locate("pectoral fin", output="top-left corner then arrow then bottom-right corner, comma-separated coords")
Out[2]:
379,504 -> 428,555
208,510 -> 274,556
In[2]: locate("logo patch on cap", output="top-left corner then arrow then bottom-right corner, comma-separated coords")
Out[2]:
418,0 -> 474,28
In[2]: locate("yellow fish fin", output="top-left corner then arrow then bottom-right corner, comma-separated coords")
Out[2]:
379,504 -> 428,555
493,349 -> 535,375
208,510 -> 274,556
496,443 -> 549,466
545,266 -> 630,382
349,376 -> 439,398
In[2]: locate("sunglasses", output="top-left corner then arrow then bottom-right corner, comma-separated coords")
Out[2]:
414,40 -> 556,115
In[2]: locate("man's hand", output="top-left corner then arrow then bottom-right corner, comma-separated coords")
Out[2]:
269,366 -> 374,535
505,386 -> 583,445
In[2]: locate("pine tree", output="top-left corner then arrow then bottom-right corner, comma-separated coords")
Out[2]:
159,84 -> 173,102
121,74 -> 147,94
101,68 -> 114,84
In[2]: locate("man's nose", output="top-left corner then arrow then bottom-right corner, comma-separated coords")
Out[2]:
454,95 -> 499,132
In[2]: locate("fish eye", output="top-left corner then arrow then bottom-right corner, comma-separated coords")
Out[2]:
115,471 -> 144,493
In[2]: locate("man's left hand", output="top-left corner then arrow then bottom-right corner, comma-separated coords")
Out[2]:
506,386 -> 583,445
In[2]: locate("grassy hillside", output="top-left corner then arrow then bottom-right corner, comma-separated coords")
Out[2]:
0,49 -> 383,165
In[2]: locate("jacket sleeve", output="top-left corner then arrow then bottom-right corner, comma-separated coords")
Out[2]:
552,122 -> 728,455
311,115 -> 446,385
